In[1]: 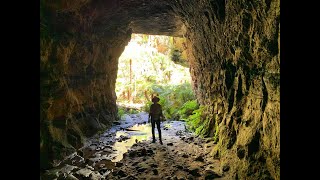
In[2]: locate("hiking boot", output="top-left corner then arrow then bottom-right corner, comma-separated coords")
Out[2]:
160,140 -> 163,145
152,139 -> 156,143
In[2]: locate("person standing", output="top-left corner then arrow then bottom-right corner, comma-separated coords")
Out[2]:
148,96 -> 164,144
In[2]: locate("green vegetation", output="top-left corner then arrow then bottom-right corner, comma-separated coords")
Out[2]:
144,83 -> 197,120
117,106 -> 140,120
116,34 -> 205,132
117,107 -> 126,120
184,105 -> 218,138
185,106 -> 205,132
170,48 -> 188,67
178,100 -> 199,119
116,34 -> 190,105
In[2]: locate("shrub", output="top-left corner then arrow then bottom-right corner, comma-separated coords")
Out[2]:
178,100 -> 199,120
117,107 -> 126,120
186,106 -> 205,131
144,83 -> 196,120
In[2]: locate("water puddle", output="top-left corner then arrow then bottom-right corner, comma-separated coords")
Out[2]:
41,118 -> 191,180
111,123 -> 158,162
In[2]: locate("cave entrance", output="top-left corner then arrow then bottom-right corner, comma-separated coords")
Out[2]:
115,33 -> 195,119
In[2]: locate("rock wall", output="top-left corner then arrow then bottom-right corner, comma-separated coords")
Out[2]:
40,0 -> 184,169
40,0 -> 132,169
40,0 -> 280,179
171,0 -> 280,179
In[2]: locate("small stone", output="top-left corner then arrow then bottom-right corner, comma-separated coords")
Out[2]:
99,168 -> 108,174
105,145 -> 112,149
147,149 -> 154,155
139,148 -> 147,156
187,174 -> 195,180
126,175 -> 138,180
65,174 -> 78,180
182,154 -> 189,158
89,154 -> 96,158
195,155 -> 204,162
167,143 -> 173,146
129,151 -> 136,157
187,137 -> 194,141
137,167 -> 147,172
77,150 -> 84,157
112,170 -> 117,176
85,165 -> 95,171
75,168 -> 93,178
152,169 -> 158,175
117,170 -> 127,177
189,168 -> 201,177
150,163 -> 158,168
115,162 -> 123,167
89,171 -> 103,179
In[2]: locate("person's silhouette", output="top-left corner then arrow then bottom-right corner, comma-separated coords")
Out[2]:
148,95 -> 164,144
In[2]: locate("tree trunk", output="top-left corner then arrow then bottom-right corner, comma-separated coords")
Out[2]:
129,59 -> 133,102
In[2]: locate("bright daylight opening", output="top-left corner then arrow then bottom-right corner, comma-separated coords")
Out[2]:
116,34 -> 198,120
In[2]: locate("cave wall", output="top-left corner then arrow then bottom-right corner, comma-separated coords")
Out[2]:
171,0 -> 280,179
40,0 -> 184,169
40,0 -> 280,179
40,0 -> 132,169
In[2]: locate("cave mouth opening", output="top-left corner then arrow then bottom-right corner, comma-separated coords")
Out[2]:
115,33 -> 195,119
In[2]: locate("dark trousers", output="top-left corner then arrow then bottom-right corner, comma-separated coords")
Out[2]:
151,117 -> 162,141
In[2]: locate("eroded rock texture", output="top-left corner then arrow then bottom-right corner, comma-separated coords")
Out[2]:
40,0 -> 132,169
174,0 -> 280,179
40,0 -> 280,179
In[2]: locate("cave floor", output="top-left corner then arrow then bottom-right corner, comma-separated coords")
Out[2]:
42,112 -> 230,180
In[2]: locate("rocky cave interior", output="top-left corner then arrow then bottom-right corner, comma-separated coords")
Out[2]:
40,0 -> 280,179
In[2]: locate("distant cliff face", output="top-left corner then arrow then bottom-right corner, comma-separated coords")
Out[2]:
40,0 -> 279,179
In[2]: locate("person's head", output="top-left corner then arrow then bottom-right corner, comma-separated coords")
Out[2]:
152,96 -> 160,104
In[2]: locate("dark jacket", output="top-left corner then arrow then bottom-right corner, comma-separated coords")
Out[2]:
149,103 -> 163,121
